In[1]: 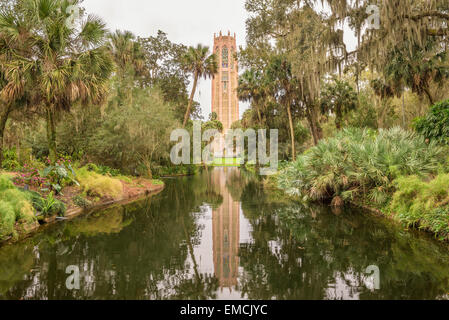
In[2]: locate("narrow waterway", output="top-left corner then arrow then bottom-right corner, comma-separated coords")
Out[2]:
1,168 -> 449,300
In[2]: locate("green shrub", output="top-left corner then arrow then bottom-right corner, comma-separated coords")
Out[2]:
28,191 -> 66,217
1,189 -> 35,221
0,174 -> 15,191
413,99 -> 449,144
0,175 -> 37,239
152,179 -> 164,186
1,148 -> 20,171
42,159 -> 79,194
390,174 -> 449,239
97,165 -> 121,177
76,167 -> 123,199
86,163 -> 99,172
0,201 -> 16,239
277,127 -> 445,205
72,195 -> 92,209
85,163 -> 123,177
50,200 -> 66,217
25,190 -> 45,208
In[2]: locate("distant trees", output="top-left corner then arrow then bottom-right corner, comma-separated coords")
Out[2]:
1,1 -> 196,175
414,99 -> 449,145
91,87 -> 177,177
181,44 -> 217,128
0,0 -> 35,168
0,0 -> 114,163
382,40 -> 449,106
139,30 -> 191,122
321,79 -> 358,130
238,0 -> 449,151
108,30 -> 146,81
238,69 -> 266,125
265,56 -> 299,161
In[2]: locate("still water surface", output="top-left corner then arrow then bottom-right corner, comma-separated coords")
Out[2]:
1,168 -> 449,300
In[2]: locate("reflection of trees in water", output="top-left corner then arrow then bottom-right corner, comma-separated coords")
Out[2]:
0,243 -> 35,298
2,168 -> 449,300
237,192 -> 449,300
1,173 -> 221,299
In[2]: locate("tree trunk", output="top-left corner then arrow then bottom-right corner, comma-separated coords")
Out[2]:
424,87 -> 435,106
0,103 -> 12,169
356,26 -> 361,94
306,105 -> 322,146
183,71 -> 199,128
256,106 -> 263,125
46,107 -> 57,164
401,92 -> 406,128
255,99 -> 263,125
286,102 -> 296,161
142,157 -> 153,180
375,96 -> 385,129
335,107 -> 342,130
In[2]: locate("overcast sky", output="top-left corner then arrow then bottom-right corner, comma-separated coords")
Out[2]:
82,0 -> 357,120
82,0 -> 250,120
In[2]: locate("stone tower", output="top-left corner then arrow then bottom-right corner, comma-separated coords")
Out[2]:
212,31 -> 239,131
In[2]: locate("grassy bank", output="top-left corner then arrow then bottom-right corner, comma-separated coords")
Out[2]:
0,161 -> 164,243
277,127 -> 449,240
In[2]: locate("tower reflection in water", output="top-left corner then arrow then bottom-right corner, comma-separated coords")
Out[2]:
212,168 -> 240,290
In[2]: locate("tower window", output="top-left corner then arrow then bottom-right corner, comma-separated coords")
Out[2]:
222,46 -> 229,68
222,71 -> 229,92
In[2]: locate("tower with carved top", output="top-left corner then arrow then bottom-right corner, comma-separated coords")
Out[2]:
212,32 -> 239,131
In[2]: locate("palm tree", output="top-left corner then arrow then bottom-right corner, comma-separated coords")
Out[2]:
321,78 -> 358,129
383,40 -> 449,106
7,0 -> 114,163
182,44 -> 217,128
266,56 -> 298,161
237,69 -> 266,125
108,30 -> 146,79
0,1 -> 36,168
108,30 -> 146,105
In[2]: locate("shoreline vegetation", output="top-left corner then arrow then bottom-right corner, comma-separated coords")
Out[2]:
1,0 -> 449,250
275,124 -> 449,242
0,164 -> 164,246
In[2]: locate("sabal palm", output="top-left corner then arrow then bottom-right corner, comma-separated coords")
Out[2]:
321,78 -> 357,129
266,56 -> 298,161
108,30 -> 146,78
0,0 -> 37,167
384,40 -> 449,105
182,44 -> 217,128
237,69 -> 266,125
2,0 -> 114,162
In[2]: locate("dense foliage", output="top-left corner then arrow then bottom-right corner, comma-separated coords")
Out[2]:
238,0 -> 449,158
277,127 -> 449,239
277,128 -> 445,205
414,99 -> 449,144
0,175 -> 35,240
0,0 -> 204,178
390,174 -> 449,239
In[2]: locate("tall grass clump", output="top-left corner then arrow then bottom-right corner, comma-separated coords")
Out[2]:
76,167 -> 123,199
277,127 -> 445,206
0,175 -> 36,240
390,174 -> 449,239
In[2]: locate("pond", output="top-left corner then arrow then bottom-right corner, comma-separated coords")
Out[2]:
1,167 -> 449,300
